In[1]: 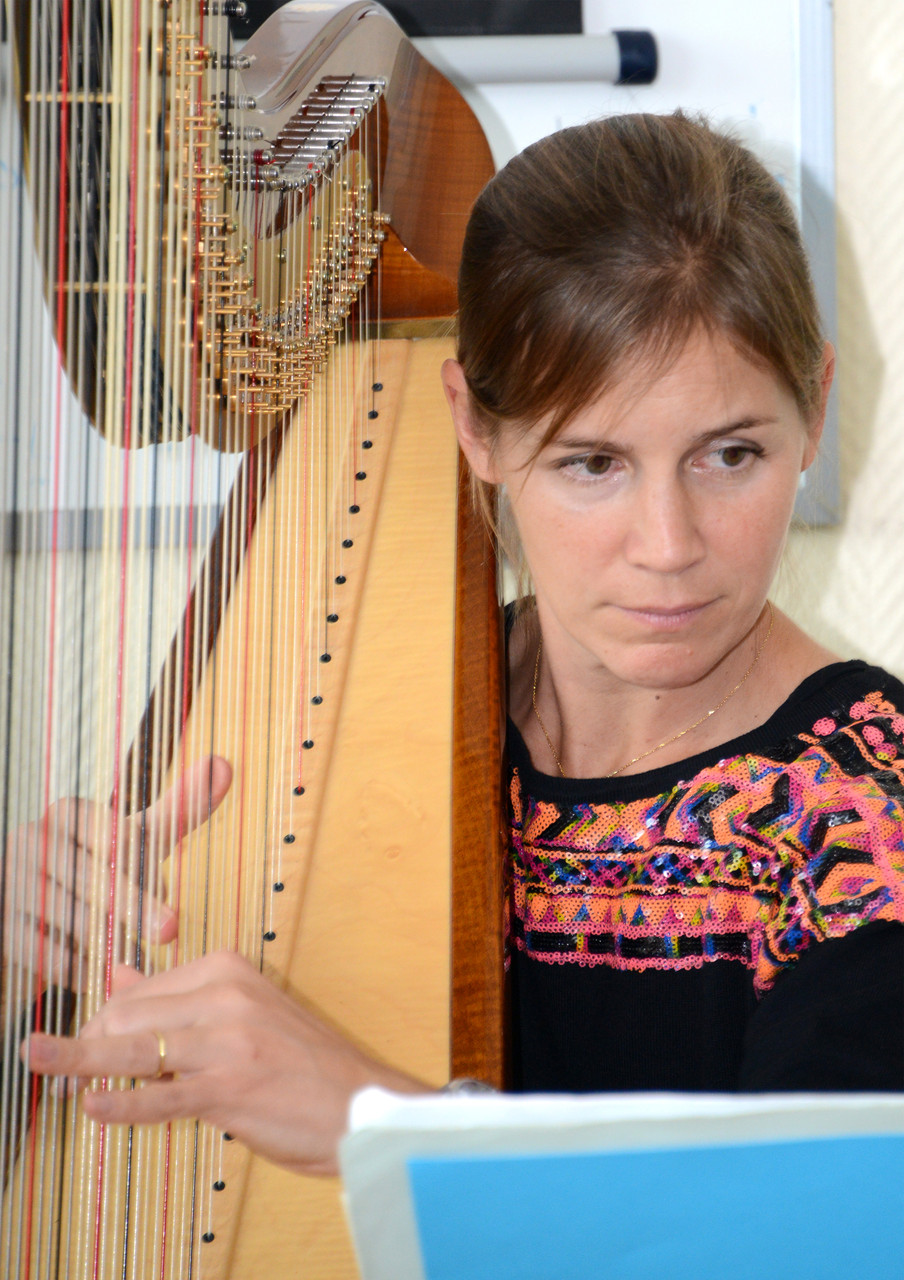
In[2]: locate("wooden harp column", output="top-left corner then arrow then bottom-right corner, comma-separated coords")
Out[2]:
0,1 -> 504,1275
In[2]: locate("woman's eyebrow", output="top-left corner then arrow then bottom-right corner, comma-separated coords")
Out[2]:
548,416 -> 779,452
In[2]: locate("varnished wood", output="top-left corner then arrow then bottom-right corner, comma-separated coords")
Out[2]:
380,45 -> 494,315
379,227 -> 459,321
451,462 -> 507,1087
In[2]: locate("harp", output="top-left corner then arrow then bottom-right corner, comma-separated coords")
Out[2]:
0,1 -> 504,1275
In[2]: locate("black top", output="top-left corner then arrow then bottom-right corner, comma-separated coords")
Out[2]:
507,661 -> 904,1093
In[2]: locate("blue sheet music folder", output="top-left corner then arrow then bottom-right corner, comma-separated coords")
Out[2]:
408,1134 -> 904,1280
340,1091 -> 904,1280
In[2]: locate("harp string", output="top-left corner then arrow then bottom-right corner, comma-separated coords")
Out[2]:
93,0 -> 131,1267
0,5 -> 26,1260
28,0 -> 75,1268
5,5 -> 31,1269
56,0 -> 81,1234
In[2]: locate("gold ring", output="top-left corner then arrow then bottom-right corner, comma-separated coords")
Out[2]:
152,1030 -> 167,1080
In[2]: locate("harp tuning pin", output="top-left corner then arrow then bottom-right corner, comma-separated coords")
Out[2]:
217,51 -> 254,71
195,164 -> 228,182
221,92 -> 257,112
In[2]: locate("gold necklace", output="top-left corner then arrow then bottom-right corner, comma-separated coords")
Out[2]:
531,600 -> 775,779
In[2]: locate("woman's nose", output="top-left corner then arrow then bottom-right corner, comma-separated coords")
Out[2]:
624,478 -> 705,574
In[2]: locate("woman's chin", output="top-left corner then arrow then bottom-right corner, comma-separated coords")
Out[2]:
590,644 -> 734,696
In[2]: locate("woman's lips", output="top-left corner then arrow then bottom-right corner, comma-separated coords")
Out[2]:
616,601 -> 713,629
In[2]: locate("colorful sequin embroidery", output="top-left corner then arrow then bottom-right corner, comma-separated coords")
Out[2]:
510,690 -> 904,993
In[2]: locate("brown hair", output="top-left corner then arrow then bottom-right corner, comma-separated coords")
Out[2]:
456,112 -> 825,558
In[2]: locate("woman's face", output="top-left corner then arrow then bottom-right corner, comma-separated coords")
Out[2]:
446,328 -> 830,694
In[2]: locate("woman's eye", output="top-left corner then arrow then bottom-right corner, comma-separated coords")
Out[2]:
581,454 -> 612,476
556,453 -> 614,479
554,452 -> 616,481
713,444 -> 758,468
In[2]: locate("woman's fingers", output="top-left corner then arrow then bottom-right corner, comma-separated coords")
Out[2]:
5,848 -> 174,969
96,950 -> 256,1005
92,756 -> 231,944
33,955 -> 256,1057
82,1078 -> 198,1126
33,756 -> 232,875
124,756 -> 233,860
28,1028 -> 163,1081
109,962 -> 146,996
139,892 -> 178,945
21,948 -> 431,1177
28,1022 -> 210,1087
4,757 -> 231,972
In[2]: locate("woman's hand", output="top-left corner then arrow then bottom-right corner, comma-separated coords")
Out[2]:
4,756 -> 232,985
25,951 -> 428,1176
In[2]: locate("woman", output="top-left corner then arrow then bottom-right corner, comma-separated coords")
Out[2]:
26,112 -> 904,1172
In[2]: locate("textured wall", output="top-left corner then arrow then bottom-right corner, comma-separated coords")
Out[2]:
773,2 -> 904,677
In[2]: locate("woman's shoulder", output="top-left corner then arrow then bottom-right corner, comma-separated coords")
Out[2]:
778,655 -> 904,705
779,657 -> 904,733
779,659 -> 904,787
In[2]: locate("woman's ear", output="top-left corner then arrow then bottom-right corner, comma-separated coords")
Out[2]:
441,359 -> 500,483
802,341 -> 835,470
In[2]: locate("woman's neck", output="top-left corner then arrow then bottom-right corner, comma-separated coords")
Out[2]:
509,603 -> 838,779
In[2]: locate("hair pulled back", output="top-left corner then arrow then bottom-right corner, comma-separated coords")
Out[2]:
457,112 -> 825,461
